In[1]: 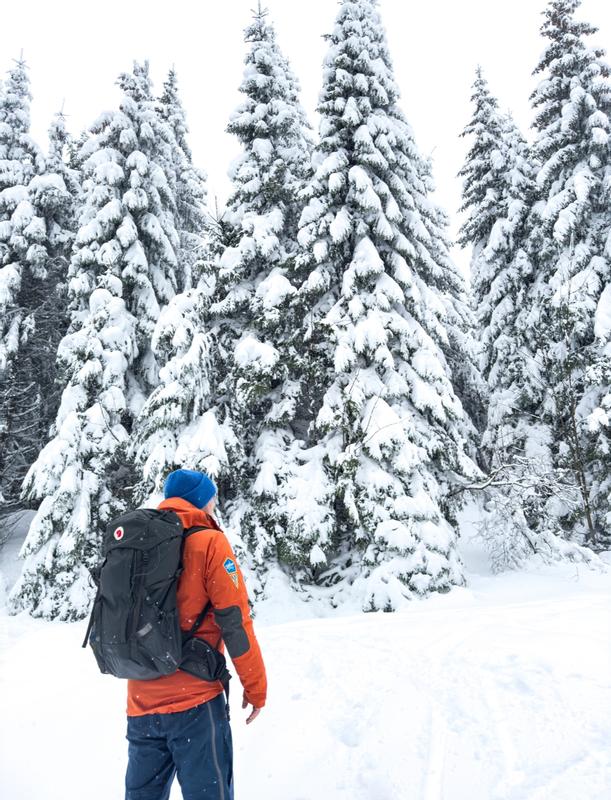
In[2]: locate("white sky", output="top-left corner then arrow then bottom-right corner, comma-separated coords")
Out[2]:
2,0 -> 610,272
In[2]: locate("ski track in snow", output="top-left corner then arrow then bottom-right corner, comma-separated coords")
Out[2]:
0,571 -> 610,800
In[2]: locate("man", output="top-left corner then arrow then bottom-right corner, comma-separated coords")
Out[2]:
125,468 -> 267,800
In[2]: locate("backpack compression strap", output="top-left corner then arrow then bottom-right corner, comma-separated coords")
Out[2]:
185,600 -> 213,642
182,525 -> 216,643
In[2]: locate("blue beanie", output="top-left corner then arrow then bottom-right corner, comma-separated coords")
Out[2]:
163,469 -> 217,509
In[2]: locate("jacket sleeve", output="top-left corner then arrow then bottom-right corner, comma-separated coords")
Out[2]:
204,531 -> 267,708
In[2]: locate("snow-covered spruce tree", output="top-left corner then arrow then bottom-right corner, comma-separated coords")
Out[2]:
129,281 -> 228,505
44,109 -> 81,252
458,72 -> 539,558
9,62 -> 182,619
0,58 -> 45,506
203,6 -> 314,573
457,57 -> 600,566
526,0 -> 611,547
26,109 -> 80,411
157,68 -> 210,293
5,111 -> 80,498
0,61 -> 75,509
415,153 -> 485,470
461,106 -> 539,467
458,68 -> 508,263
284,0 -> 479,610
127,69 -> 219,506
457,70 -> 532,461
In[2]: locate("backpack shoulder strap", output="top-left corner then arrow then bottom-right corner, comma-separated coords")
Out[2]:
184,524 -> 212,537
181,525 -> 216,641
185,600 -> 213,641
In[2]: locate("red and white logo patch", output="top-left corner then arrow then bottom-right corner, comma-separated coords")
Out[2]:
114,527 -> 125,541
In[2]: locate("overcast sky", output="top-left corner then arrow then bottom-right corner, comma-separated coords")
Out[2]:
2,0 -> 610,271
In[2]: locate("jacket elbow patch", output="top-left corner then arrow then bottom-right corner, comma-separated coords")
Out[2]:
214,606 -> 250,658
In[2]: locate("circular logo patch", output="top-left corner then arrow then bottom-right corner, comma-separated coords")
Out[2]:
114,527 -> 125,541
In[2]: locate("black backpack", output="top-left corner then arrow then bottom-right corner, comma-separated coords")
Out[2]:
82,508 -> 231,696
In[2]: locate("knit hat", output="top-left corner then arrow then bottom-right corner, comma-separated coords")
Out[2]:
163,469 -> 217,509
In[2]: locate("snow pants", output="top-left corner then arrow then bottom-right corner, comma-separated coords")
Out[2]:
125,694 -> 233,800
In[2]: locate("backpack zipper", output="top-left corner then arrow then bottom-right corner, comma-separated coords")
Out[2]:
128,550 -> 148,641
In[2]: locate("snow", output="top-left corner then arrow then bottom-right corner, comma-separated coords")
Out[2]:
98,239 -> 122,266
352,236 -> 383,277
126,150 -> 149,175
313,239 -> 328,263
219,245 -> 241,271
255,269 -> 296,310
93,158 -> 124,186
353,314 -> 388,353
0,262 -> 22,308
252,137 -> 273,162
360,396 -> 403,457
173,410 -> 229,479
89,287 -> 114,313
573,167 -> 593,202
594,283 -> 611,340
1,530 -> 609,800
329,207 -> 351,243
234,335 -> 278,369
28,173 -> 66,193
343,96 -> 363,126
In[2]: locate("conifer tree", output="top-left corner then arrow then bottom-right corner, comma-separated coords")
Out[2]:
283,0 -> 478,610
129,283 -> 226,506
0,59 -> 45,504
457,63 -> 587,564
0,61 -> 75,509
157,68 -> 210,292
526,0 -> 611,547
208,6 -> 314,571
458,68 -> 509,246
416,153 -> 485,466
45,109 -> 81,246
476,114 -> 538,464
458,70 -> 518,424
459,85 -> 540,469
10,62 -> 181,619
128,69 -> 217,504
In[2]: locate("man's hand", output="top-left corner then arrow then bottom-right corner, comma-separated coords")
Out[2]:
242,692 -> 261,725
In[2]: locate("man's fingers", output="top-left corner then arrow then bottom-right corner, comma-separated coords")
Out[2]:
241,693 -> 261,723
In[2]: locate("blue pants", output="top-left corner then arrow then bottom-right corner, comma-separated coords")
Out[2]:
125,694 -> 233,800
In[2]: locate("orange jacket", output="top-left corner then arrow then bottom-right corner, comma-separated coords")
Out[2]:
126,497 -> 267,717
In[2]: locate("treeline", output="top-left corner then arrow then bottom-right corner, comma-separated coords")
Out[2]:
0,0 -> 608,620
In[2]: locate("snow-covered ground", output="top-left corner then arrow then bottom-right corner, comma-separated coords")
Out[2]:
1,518 -> 610,800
